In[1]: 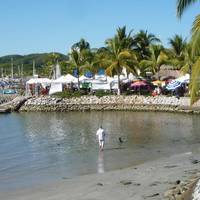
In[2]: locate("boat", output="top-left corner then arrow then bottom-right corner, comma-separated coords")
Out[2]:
2,89 -> 17,94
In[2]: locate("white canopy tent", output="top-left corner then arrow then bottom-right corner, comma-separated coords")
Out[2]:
79,75 -> 91,82
26,78 -> 51,85
49,74 -> 78,95
26,78 -> 52,96
49,82 -> 63,95
52,74 -> 78,84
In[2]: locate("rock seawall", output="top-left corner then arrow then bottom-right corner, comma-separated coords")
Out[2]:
0,94 -> 18,105
19,95 -> 200,113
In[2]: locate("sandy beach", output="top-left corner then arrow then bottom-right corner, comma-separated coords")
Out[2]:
1,151 -> 200,200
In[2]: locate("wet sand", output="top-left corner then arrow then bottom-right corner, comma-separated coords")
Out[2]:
1,152 -> 200,200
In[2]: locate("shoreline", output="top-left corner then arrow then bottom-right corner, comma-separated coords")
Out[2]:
18,95 -> 200,114
1,152 -> 200,200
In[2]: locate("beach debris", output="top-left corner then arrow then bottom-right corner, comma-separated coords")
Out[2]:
144,193 -> 160,198
192,160 -> 199,164
120,180 -> 132,185
149,181 -> 161,187
164,165 -> 178,168
118,137 -> 123,143
133,183 -> 141,186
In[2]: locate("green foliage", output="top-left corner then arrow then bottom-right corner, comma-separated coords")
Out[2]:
68,38 -> 93,89
0,53 -> 68,77
133,30 -> 160,61
177,0 -> 198,18
93,90 -> 112,97
168,34 -> 187,59
190,57 -> 200,105
139,45 -> 168,76
102,26 -> 138,94
176,0 -> 200,104
53,90 -> 84,98
191,14 -> 200,56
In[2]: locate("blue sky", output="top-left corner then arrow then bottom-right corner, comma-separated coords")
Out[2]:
0,0 -> 200,56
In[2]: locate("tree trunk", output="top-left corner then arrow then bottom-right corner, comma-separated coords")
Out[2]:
157,65 -> 160,80
117,73 -> 120,95
77,68 -> 80,90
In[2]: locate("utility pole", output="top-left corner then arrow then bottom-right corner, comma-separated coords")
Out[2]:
11,57 -> 14,79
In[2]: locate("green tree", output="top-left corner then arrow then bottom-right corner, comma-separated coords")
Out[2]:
133,30 -> 160,61
102,27 -> 138,94
139,45 -> 168,79
177,0 -> 200,104
42,53 -> 60,78
180,44 -> 196,75
68,39 -> 92,89
72,38 -> 90,52
168,34 -> 187,60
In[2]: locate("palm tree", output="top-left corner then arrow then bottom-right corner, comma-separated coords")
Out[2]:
68,39 -> 92,90
114,26 -> 134,49
133,30 -> 160,61
103,34 -> 138,95
67,39 -> 91,90
139,45 -> 168,79
68,49 -> 91,90
71,38 -> 90,52
177,0 -> 200,104
168,34 -> 187,60
180,44 -> 196,74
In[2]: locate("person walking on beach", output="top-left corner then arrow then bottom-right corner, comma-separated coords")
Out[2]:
96,126 -> 106,151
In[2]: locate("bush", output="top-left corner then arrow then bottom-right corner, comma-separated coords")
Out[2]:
53,90 -> 84,98
93,90 -> 113,97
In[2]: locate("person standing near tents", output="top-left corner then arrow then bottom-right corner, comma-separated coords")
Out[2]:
96,126 -> 106,151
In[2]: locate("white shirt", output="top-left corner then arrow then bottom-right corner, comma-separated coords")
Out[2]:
96,128 -> 105,141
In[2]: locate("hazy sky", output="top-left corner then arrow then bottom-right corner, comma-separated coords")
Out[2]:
0,0 -> 199,56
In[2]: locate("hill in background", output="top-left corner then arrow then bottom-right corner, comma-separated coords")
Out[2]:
0,53 -> 68,77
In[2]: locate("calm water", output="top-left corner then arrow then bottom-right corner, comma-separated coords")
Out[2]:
0,111 -> 200,191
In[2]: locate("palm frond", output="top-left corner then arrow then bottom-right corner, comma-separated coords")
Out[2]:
190,57 -> 200,104
118,51 -> 132,60
105,62 -> 118,76
180,63 -> 190,74
157,52 -> 168,65
140,60 -> 153,68
191,14 -> 200,56
177,0 -> 198,18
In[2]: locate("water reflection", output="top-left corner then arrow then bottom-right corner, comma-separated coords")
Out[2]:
97,151 -> 104,174
1,111 -> 200,190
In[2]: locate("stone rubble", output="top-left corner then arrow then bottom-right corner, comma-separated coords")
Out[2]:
19,95 -> 200,113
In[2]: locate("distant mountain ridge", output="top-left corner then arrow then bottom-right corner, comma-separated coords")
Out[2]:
0,52 -> 68,76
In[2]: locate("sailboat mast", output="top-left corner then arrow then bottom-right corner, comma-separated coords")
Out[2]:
21,63 -> 23,78
1,68 -> 3,78
33,60 -> 36,77
11,57 -> 14,79
18,65 -> 20,77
